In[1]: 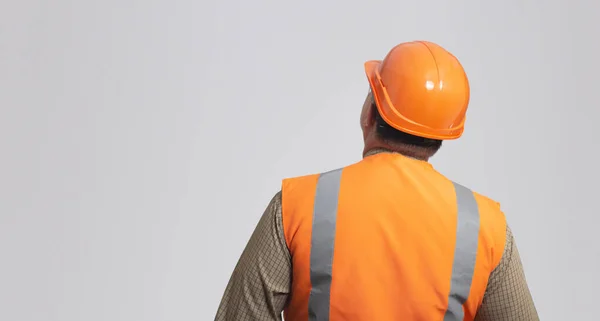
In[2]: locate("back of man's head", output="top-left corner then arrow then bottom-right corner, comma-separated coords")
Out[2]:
370,97 -> 443,158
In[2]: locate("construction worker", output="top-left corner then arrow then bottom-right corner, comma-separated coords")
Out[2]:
214,41 -> 539,321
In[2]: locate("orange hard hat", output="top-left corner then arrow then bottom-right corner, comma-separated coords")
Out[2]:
364,41 -> 470,140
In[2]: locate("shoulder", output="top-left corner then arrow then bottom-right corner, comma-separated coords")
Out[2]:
281,166 -> 347,199
282,172 -> 321,188
451,180 -> 506,226
470,190 -> 506,222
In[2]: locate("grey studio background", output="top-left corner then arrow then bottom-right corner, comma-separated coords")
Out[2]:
1,0 -> 598,320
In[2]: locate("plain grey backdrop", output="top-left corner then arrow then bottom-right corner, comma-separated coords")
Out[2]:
1,0 -> 598,320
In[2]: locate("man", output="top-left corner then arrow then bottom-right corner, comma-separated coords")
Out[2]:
214,41 -> 539,321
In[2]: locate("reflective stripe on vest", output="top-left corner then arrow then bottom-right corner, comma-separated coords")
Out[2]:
307,168 -> 481,321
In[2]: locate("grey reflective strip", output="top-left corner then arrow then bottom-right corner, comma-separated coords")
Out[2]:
444,182 -> 481,321
308,168 -> 343,321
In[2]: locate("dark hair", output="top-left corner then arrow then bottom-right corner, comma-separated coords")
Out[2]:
372,101 -> 443,154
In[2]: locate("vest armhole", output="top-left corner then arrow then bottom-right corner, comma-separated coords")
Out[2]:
281,178 -> 294,251
280,175 -> 321,254
488,201 -> 508,272
473,193 -> 508,272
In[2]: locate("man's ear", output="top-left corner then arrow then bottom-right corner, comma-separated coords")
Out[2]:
365,93 -> 377,127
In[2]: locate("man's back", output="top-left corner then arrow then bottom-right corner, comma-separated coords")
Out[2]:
281,152 -> 506,320
214,40 -> 539,320
214,152 -> 538,321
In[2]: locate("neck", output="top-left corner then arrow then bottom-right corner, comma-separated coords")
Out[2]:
363,142 -> 432,161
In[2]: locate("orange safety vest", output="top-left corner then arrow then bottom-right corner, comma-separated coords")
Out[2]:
281,153 -> 506,321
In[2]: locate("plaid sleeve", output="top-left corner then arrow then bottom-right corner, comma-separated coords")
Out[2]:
214,192 -> 291,321
474,225 -> 540,321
